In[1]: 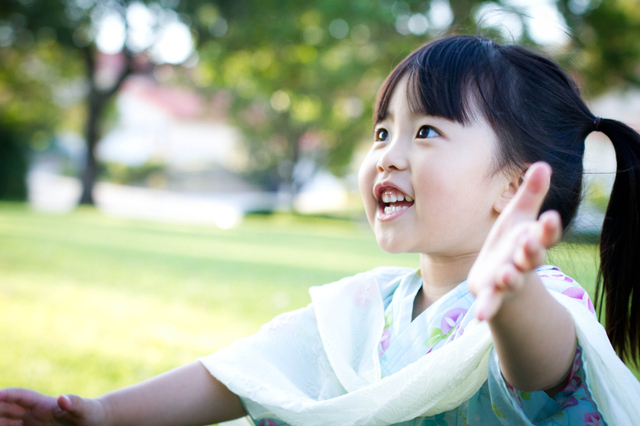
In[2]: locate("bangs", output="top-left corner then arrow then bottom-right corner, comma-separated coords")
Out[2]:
374,36 -> 496,127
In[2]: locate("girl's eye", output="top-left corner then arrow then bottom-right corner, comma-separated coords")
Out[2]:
375,128 -> 389,142
416,125 -> 440,139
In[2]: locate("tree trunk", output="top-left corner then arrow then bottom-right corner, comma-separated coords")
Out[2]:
78,47 -> 132,206
79,90 -> 103,205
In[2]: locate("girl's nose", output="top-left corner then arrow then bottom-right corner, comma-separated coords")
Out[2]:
377,141 -> 409,172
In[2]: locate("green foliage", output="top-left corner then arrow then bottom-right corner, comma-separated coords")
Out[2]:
558,0 -> 640,96
189,0 -> 640,193
584,179 -> 611,212
190,1 -> 446,189
0,123 -> 27,200
0,0 -> 201,204
0,42 -> 76,199
2,0 -> 640,201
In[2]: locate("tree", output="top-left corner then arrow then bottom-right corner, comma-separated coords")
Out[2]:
0,38 -> 75,200
557,0 -> 640,96
1,0 -> 200,204
2,0 -> 639,207
190,0 -> 626,201
188,1 -> 461,200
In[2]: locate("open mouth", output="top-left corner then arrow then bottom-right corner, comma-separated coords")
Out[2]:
378,188 -> 414,215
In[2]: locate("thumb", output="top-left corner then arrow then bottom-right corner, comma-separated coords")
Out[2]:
507,162 -> 551,218
56,394 -> 85,416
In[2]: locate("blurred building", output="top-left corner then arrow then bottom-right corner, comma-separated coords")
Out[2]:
30,72 -> 350,225
98,76 -> 241,172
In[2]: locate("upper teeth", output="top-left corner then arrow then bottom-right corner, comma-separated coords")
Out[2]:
382,190 -> 413,203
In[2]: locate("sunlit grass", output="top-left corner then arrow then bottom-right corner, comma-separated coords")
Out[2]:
0,201 -> 636,403
0,203 -> 418,397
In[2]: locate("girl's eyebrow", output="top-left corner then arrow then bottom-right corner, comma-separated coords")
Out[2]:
381,111 -> 394,122
375,112 -> 393,127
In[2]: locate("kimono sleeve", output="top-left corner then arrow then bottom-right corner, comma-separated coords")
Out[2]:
480,267 -> 603,425
484,346 -> 602,425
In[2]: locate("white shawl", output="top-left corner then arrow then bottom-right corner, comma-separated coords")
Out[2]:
199,267 -> 640,425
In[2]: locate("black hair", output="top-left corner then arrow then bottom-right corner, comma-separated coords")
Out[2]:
374,35 -> 640,366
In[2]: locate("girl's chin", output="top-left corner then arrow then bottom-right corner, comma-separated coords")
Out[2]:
375,235 -> 413,254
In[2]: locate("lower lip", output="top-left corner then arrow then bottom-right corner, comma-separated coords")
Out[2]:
377,205 -> 412,221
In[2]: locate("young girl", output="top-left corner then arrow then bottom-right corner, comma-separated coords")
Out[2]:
2,35 -> 640,426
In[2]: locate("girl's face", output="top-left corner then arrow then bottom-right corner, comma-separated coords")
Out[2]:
358,76 -> 514,258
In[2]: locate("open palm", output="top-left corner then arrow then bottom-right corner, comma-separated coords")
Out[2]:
0,388 -> 105,426
468,162 -> 563,321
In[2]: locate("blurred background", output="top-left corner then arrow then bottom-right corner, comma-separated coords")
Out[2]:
1,0 -> 639,402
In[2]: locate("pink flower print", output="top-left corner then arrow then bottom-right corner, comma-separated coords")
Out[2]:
257,420 -> 279,426
562,287 -> 595,314
448,323 -> 466,342
559,348 -> 583,392
584,412 -> 602,426
503,381 -> 522,406
562,375 -> 581,393
440,307 -> 467,334
379,328 -> 391,357
573,347 -> 582,373
563,396 -> 579,408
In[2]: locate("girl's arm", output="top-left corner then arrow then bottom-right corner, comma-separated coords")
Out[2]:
0,361 -> 247,426
487,272 -> 576,394
99,361 -> 246,426
468,162 -> 577,393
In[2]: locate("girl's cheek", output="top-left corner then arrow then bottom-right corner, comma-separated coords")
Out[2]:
358,155 -> 376,189
357,162 -> 374,208
357,164 -> 368,196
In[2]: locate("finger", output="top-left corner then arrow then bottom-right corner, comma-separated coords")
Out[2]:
55,395 -> 85,420
538,210 -> 562,248
57,395 -> 73,412
476,288 -> 503,321
514,233 -> 546,272
0,389 -> 39,409
503,162 -> 552,220
0,401 -> 27,419
495,263 -> 525,292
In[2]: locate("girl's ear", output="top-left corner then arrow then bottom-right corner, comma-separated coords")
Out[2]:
494,171 -> 525,214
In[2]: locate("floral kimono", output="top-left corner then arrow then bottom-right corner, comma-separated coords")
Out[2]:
200,267 -> 640,426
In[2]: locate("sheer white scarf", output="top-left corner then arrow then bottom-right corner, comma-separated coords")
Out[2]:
200,267 -> 640,425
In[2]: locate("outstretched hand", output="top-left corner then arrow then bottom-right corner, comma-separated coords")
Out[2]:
0,388 -> 106,426
468,162 -> 562,321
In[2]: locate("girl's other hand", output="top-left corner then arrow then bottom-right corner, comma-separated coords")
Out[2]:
468,162 -> 563,321
0,388 -> 107,426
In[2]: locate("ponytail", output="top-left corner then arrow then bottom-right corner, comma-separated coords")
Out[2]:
595,118 -> 640,366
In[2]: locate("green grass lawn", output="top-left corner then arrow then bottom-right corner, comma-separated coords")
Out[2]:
0,203 -> 419,397
0,201 -> 636,402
